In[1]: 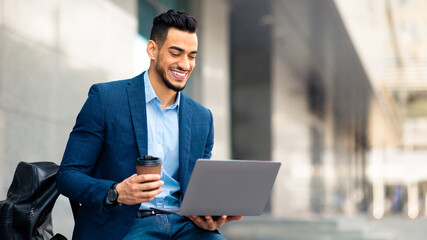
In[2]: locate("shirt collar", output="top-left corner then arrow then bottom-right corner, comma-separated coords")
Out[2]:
144,71 -> 181,110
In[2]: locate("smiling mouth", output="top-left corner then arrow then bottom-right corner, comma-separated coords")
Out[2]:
170,69 -> 188,79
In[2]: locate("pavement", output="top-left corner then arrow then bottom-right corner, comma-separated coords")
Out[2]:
220,214 -> 427,240
336,215 -> 427,240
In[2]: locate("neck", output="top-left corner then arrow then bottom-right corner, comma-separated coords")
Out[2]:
147,68 -> 178,110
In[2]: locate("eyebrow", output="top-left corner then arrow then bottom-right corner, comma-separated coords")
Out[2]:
169,46 -> 198,54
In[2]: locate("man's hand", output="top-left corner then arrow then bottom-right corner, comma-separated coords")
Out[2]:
116,174 -> 164,205
187,215 -> 243,231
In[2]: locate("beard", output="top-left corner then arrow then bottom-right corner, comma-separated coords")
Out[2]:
155,60 -> 187,92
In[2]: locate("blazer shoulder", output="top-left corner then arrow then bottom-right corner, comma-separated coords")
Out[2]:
85,78 -> 137,109
90,72 -> 144,94
181,93 -> 212,116
90,78 -> 131,92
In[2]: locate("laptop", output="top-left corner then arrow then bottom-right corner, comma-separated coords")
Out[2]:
151,159 -> 281,216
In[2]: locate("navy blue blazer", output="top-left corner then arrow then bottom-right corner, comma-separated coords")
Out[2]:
57,72 -> 214,239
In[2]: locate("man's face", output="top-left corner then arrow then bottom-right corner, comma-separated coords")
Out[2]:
154,28 -> 198,92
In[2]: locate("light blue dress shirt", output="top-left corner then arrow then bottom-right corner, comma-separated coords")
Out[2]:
140,72 -> 181,210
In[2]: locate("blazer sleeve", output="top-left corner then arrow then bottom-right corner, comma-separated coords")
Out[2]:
57,84 -> 114,212
203,109 -> 214,159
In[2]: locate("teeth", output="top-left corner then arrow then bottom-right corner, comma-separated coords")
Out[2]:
172,71 -> 186,77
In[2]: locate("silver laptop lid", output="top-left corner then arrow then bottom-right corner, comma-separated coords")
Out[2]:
178,159 -> 281,216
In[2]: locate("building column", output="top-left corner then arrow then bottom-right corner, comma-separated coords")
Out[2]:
408,182 -> 419,219
372,179 -> 385,219
191,0 -> 231,159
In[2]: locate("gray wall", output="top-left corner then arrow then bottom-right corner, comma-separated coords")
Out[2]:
0,0 -> 137,237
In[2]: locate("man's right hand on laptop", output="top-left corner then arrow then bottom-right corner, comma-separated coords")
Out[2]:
187,215 -> 243,231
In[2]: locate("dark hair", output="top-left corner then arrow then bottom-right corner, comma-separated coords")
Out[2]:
150,9 -> 198,47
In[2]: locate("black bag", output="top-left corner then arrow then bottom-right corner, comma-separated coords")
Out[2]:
0,161 -> 61,240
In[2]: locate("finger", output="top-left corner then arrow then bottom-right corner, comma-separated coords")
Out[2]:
190,218 -> 202,229
187,216 -> 196,224
124,180 -> 163,194
134,174 -> 161,183
204,216 -> 217,231
188,216 -> 205,229
216,215 -> 227,228
126,174 -> 139,183
187,216 -> 199,224
136,187 -> 163,199
139,180 -> 164,191
226,216 -> 243,223
129,173 -> 138,178
210,215 -> 227,229
192,216 -> 205,225
133,188 -> 163,203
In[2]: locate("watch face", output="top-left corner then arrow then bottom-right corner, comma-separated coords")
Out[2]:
108,188 -> 118,202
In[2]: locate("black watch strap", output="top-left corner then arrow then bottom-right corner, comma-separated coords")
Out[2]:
105,183 -> 119,206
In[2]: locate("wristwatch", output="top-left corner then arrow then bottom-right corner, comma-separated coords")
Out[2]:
105,183 -> 119,206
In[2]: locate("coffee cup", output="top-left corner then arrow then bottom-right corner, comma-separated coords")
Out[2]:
135,156 -> 162,175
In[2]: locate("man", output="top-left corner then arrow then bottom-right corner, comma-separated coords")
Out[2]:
57,9 -> 241,240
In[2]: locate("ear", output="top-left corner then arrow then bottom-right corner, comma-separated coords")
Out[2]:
147,40 -> 158,61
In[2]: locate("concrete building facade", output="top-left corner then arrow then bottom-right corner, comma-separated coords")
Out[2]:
0,0 -> 138,237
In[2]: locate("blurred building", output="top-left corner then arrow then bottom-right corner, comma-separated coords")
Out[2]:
1,0 -> 426,238
136,0 -> 383,218
336,0 -> 427,219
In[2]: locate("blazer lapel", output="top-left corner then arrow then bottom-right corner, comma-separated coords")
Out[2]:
178,94 -> 192,194
126,72 -> 148,157
127,74 -> 193,194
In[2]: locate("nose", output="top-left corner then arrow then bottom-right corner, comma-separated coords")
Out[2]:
177,56 -> 191,70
